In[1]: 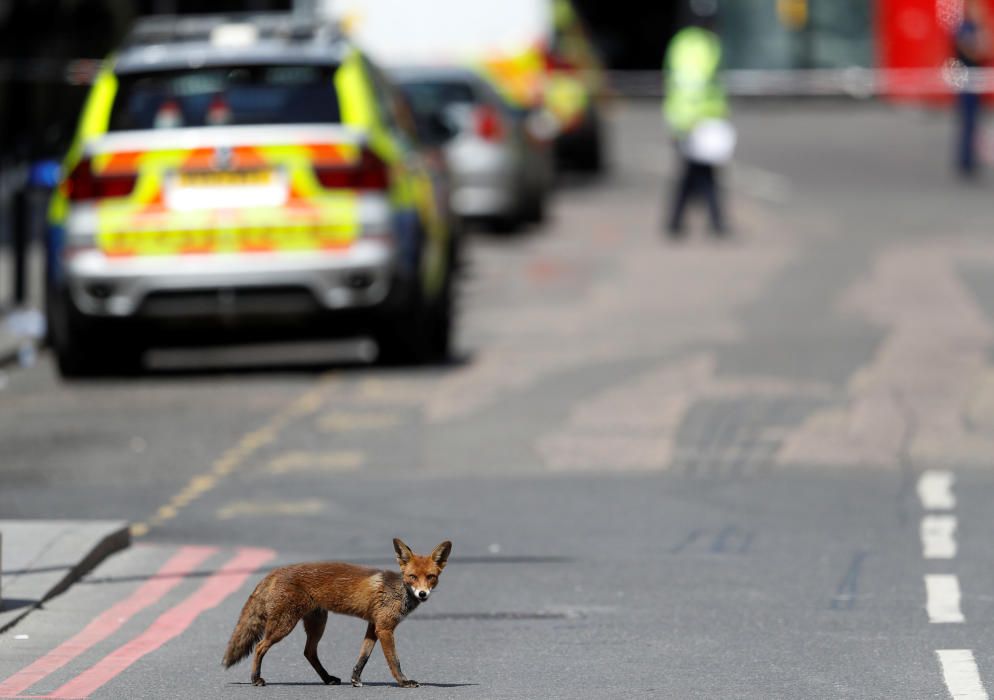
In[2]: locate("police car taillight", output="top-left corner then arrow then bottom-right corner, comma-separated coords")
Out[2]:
66,158 -> 137,201
542,46 -> 574,73
314,147 -> 388,191
475,105 -> 505,142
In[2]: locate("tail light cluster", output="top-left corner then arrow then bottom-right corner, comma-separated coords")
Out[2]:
66,158 -> 137,201
314,147 -> 389,191
474,104 -> 505,142
543,48 -> 574,73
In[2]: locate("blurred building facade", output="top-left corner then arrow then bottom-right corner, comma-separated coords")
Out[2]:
0,0 -> 992,162
721,0 -> 874,70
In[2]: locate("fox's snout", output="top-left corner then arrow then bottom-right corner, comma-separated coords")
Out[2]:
414,588 -> 430,601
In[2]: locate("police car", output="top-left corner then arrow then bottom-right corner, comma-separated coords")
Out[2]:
46,14 -> 458,376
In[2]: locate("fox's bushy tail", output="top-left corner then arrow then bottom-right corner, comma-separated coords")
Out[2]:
222,580 -> 267,668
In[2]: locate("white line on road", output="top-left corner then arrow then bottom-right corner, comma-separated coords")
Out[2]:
922,515 -> 958,559
926,574 -> 965,623
937,649 -> 989,700
918,470 -> 956,510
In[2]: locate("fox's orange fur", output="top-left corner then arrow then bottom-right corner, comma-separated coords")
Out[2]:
222,538 -> 451,688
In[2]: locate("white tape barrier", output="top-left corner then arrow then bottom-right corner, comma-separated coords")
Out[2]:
608,66 -> 994,98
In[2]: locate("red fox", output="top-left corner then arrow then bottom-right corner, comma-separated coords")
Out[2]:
222,538 -> 451,688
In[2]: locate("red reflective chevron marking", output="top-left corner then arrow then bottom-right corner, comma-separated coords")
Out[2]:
46,548 -> 275,699
0,546 -> 216,698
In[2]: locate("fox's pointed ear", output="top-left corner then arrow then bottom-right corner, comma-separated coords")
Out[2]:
393,538 -> 413,567
431,541 -> 452,569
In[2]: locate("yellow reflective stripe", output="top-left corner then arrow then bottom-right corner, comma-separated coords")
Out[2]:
62,66 -> 118,174
78,68 -> 117,143
97,223 -> 358,256
51,63 -> 118,225
333,48 -> 404,205
96,189 -> 361,256
336,48 -> 374,129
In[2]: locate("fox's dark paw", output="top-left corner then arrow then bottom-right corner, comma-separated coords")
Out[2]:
252,677 -> 266,687
324,675 -> 341,685
400,679 -> 420,688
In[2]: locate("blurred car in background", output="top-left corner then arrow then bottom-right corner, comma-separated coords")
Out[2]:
328,0 -> 607,172
392,66 -> 553,231
45,14 -> 459,376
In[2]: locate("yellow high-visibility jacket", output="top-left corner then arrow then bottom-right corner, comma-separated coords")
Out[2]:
663,26 -> 727,135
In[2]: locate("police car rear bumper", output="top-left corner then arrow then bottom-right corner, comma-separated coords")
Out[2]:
62,237 -> 398,319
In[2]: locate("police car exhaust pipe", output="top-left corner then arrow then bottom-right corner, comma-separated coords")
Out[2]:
86,282 -> 115,300
346,272 -> 374,290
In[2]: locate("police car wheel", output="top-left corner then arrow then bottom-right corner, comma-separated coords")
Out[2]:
375,263 -> 454,366
50,290 -> 143,378
522,189 -> 546,224
428,261 -> 455,362
374,288 -> 433,366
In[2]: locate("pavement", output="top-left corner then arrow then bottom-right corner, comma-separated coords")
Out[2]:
0,309 -> 42,372
0,242 -> 45,370
0,520 -> 129,633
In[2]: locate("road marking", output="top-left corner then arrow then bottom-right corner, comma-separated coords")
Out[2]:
926,574 -> 965,623
356,378 -> 429,405
0,546 -> 215,697
317,410 -> 402,432
216,499 -> 326,520
830,551 -> 868,611
130,374 -> 335,537
919,470 -> 956,510
267,450 -> 364,474
46,547 -> 274,699
922,515 -> 958,559
937,649 -> 989,700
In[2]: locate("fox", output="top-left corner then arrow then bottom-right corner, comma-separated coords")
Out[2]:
222,538 -> 452,688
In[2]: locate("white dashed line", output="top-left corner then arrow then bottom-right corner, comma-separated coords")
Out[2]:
918,470 -> 956,510
926,574 -> 965,624
922,515 -> 958,560
937,649 -> 989,700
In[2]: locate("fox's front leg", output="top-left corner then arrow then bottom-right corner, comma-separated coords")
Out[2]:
351,623 -> 378,687
377,627 -> 418,688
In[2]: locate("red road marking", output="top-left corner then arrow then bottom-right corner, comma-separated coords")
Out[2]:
46,548 -> 275,699
0,546 -> 217,698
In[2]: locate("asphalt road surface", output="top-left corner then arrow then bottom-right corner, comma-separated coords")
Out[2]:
3,101 -> 994,699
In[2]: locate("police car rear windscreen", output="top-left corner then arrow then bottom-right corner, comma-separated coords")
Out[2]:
108,64 -> 341,131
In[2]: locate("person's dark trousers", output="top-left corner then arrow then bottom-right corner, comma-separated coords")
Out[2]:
957,91 -> 981,177
667,158 -> 725,235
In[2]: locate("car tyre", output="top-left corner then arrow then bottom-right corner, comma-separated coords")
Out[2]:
374,284 -> 433,366
522,189 -> 546,224
374,255 -> 456,366
49,289 -> 143,378
576,115 -> 604,173
427,256 -> 455,362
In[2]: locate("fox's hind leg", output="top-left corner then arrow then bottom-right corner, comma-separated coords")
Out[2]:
251,608 -> 301,686
303,610 -> 340,685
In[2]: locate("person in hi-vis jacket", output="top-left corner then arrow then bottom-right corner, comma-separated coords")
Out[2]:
663,0 -> 729,236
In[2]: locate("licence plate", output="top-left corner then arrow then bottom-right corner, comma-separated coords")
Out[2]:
167,169 -> 287,210
176,170 -> 275,187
